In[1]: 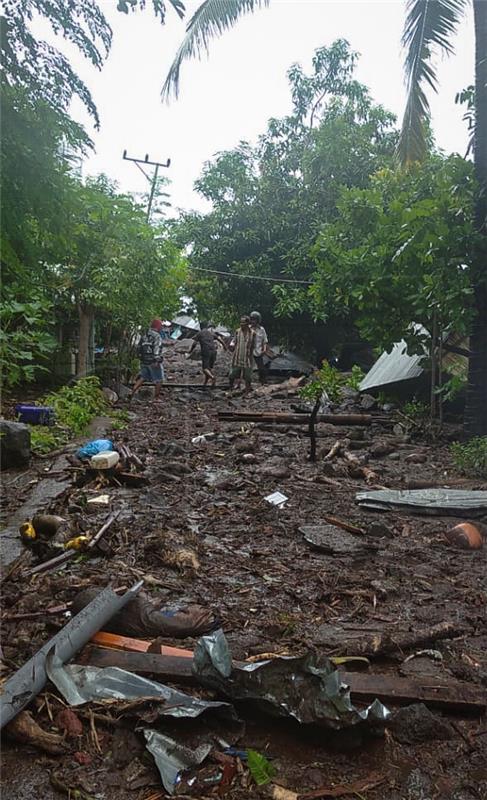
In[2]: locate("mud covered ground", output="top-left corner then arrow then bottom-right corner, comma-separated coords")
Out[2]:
1,344 -> 486,800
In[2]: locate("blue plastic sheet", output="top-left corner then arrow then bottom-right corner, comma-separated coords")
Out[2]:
76,439 -> 114,460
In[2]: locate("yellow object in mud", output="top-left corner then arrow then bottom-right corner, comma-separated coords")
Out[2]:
19,522 -> 37,542
64,536 -> 91,551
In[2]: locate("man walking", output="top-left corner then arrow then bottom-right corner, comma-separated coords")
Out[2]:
250,310 -> 273,384
188,322 -> 227,385
229,316 -> 255,393
131,319 -> 165,401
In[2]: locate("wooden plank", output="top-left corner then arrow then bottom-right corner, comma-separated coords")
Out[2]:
90,631 -> 193,658
81,645 -> 486,713
341,670 -> 486,713
218,411 -> 373,426
81,646 -> 195,680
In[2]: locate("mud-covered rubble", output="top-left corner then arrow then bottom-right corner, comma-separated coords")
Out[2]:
1,346 -> 486,799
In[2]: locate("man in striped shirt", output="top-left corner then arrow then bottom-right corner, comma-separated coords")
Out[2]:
229,316 -> 256,392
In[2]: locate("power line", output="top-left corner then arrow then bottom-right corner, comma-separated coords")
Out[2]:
189,265 -> 312,285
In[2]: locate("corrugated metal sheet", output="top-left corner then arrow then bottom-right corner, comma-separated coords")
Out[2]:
359,340 -> 425,391
171,315 -> 200,331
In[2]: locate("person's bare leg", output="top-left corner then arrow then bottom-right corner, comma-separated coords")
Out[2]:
203,368 -> 213,384
130,376 -> 144,399
154,381 -> 162,400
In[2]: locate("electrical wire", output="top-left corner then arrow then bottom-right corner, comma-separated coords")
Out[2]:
189,265 -> 312,285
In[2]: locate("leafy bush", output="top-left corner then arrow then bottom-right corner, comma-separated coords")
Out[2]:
28,377 -> 128,454
29,426 -> 66,454
0,289 -> 57,388
299,360 -> 364,404
43,376 -> 109,435
402,399 -> 429,422
451,437 -> 487,478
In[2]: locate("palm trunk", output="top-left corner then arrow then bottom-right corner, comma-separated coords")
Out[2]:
77,303 -> 94,378
465,1 -> 487,437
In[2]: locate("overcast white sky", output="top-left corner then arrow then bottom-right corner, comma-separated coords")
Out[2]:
60,0 -> 474,212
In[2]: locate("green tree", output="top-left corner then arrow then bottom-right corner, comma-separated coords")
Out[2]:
311,156 -> 474,353
176,42 -> 396,354
162,0 -> 487,436
51,176 -> 185,377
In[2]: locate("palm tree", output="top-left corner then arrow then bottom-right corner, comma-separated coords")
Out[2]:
163,0 -> 487,436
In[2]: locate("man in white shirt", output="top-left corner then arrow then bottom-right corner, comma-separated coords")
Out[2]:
249,311 -> 273,384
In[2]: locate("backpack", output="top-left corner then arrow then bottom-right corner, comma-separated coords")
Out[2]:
138,332 -> 156,365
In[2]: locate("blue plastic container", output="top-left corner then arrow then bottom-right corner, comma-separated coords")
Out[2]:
15,405 -> 55,426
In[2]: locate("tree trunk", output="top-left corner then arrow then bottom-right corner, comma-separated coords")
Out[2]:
465,1 -> 487,437
77,303 -> 94,378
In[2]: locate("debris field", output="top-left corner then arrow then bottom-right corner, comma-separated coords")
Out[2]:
1,344 -> 486,800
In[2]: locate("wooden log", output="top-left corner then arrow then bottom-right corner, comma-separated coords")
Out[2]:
81,647 -> 486,713
218,411 -> 373,425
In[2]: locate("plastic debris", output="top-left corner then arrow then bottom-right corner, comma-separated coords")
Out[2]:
15,404 -> 55,426
89,451 -> 120,470
356,488 -> 487,516
444,522 -> 483,550
193,630 -> 390,729
144,729 -> 213,795
46,659 -> 238,722
76,439 -> 114,460
192,433 -> 216,444
265,491 -> 288,508
87,494 -> 110,505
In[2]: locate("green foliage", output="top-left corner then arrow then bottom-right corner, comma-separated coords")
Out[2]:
247,750 -> 276,787
177,41 -> 396,348
451,437 -> 487,478
299,360 -> 363,404
44,377 -> 109,435
434,375 -> 465,403
348,364 -> 365,391
402,399 -> 429,422
0,287 -> 57,388
312,156 -> 475,354
29,426 -> 67,455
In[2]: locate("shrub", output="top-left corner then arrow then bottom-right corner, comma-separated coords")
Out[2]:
299,360 -> 364,404
451,437 -> 487,478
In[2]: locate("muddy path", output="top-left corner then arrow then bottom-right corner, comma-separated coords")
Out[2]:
1,346 -> 486,800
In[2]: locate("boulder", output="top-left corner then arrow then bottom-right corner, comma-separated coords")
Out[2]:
0,420 -> 30,469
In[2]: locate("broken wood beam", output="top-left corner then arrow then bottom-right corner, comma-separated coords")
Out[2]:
218,411 -> 374,425
79,647 -> 486,713
341,670 -> 486,713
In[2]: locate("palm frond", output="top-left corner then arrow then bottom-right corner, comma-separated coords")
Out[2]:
398,0 -> 468,165
162,0 -> 270,102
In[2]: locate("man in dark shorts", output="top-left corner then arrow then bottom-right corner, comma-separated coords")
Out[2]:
131,319 -> 164,401
189,322 -> 227,385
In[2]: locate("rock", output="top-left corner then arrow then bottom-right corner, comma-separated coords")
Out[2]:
360,394 -> 377,410
0,420 -> 30,469
366,521 -> 394,539
405,452 -> 427,464
102,387 -> 118,405
300,524 -> 382,557
55,708 -> 83,738
393,423 -> 404,436
390,703 -> 454,744
388,451 -> 401,461
239,453 -> 257,463
74,751 -> 93,766
260,464 -> 290,480
370,441 -> 394,457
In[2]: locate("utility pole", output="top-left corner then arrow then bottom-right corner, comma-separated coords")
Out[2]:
122,151 -> 171,222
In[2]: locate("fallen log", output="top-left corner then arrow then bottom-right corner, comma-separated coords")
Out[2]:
80,647 -> 486,713
218,411 -> 374,425
353,621 -> 465,657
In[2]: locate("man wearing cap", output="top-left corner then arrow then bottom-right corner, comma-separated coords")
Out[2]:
130,319 -> 165,401
250,311 -> 273,384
